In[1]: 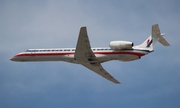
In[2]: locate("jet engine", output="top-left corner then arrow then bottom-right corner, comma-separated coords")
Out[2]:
109,41 -> 133,50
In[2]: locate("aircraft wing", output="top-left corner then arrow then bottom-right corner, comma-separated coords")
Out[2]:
82,63 -> 120,84
75,26 -> 120,84
74,27 -> 95,60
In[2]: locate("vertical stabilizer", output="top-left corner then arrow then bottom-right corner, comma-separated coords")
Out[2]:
137,24 -> 170,49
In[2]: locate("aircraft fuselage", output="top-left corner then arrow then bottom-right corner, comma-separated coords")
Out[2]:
11,47 -> 151,63
10,24 -> 170,84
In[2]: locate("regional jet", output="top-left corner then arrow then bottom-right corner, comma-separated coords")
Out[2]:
11,24 -> 170,84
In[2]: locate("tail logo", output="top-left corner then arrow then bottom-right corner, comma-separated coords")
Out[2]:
146,39 -> 153,48
147,39 -> 150,45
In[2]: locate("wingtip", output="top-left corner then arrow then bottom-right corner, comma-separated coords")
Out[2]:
113,80 -> 121,84
116,82 -> 121,84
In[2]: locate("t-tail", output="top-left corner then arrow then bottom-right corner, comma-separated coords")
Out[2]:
137,24 -> 170,50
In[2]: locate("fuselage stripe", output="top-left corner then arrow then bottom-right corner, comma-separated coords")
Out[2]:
14,51 -> 146,57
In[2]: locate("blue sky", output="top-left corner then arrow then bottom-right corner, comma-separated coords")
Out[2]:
0,0 -> 180,108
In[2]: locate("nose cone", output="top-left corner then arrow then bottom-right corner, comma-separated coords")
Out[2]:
10,56 -> 17,61
10,54 -> 20,62
10,53 -> 28,62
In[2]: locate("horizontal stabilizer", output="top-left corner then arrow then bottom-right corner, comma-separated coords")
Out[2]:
158,36 -> 170,46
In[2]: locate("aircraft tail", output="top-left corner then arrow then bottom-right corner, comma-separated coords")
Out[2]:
137,24 -> 170,50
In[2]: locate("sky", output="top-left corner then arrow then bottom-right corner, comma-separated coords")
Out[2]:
0,0 -> 180,108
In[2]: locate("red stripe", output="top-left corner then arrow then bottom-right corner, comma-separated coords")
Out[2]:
94,52 -> 145,56
15,52 -> 145,57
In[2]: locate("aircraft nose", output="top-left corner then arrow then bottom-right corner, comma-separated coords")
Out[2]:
10,54 -> 19,61
10,53 -> 27,62
10,57 -> 16,61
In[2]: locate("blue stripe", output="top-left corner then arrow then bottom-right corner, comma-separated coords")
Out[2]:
133,49 -> 151,52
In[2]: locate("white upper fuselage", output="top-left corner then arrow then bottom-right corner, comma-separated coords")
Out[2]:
11,47 -> 152,63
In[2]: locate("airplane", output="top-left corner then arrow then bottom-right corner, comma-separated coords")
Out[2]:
11,24 -> 170,84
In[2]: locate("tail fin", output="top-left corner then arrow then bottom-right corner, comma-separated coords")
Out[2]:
138,24 -> 170,49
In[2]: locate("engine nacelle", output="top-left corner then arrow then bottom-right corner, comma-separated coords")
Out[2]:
109,41 -> 133,50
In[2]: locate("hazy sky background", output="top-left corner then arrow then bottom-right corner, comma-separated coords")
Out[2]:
0,0 -> 180,108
